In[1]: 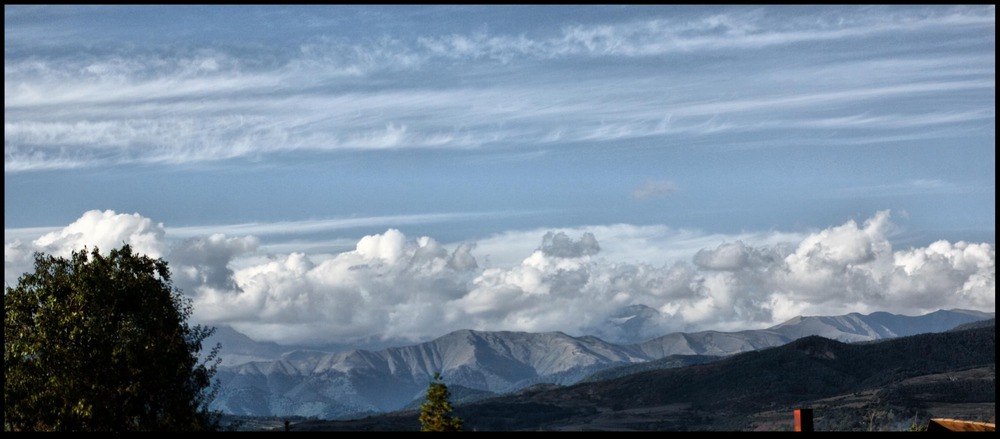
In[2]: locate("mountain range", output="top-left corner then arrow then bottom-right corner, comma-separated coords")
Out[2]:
207,308 -> 993,419
293,320 -> 996,431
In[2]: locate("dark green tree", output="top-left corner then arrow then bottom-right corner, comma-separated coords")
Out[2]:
4,245 -> 221,432
419,373 -> 463,432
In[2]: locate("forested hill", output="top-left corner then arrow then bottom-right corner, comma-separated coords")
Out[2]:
457,324 -> 995,431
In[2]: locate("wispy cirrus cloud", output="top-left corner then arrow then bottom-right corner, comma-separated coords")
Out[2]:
5,5 -> 994,172
3,210 -> 527,246
417,6 -> 994,60
831,179 -> 975,199
785,109 -> 995,130
8,70 -> 991,172
166,211 -> 525,239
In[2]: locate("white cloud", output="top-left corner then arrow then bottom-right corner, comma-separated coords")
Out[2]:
693,241 -> 751,271
8,72 -> 989,171
197,230 -> 482,344
166,211 -> 510,239
418,6 -> 994,60
888,240 -> 995,311
470,223 -> 804,270
539,231 -> 600,258
5,6 -> 993,172
32,209 -> 167,259
632,180 -> 678,200
4,209 -> 995,345
779,211 -> 895,305
4,210 -> 168,287
170,234 -> 259,292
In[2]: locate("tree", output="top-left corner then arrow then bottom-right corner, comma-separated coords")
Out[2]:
419,373 -> 463,432
4,245 -> 221,432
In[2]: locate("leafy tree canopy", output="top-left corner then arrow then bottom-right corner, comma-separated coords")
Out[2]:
4,245 -> 220,432
419,373 -> 463,432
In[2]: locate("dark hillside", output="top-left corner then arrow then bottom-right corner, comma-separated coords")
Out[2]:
292,324 -> 994,431
579,354 -> 720,384
950,318 -> 996,332
457,325 -> 994,430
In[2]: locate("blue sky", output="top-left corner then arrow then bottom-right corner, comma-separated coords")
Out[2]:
4,6 -> 995,346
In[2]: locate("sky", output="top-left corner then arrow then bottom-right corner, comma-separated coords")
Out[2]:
4,5 -> 995,347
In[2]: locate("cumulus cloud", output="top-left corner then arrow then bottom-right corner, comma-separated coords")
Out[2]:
888,240 -> 995,311
4,210 -> 164,287
194,229 -> 482,344
539,231 -> 600,258
4,209 -> 995,346
169,234 -> 259,292
694,241 -> 752,271
32,209 -> 167,258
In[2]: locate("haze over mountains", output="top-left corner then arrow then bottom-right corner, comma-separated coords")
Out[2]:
206,308 -> 993,419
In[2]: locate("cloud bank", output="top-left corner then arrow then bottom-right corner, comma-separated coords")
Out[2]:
5,209 -> 993,345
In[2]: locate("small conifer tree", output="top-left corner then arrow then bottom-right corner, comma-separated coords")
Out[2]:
419,373 -> 463,432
